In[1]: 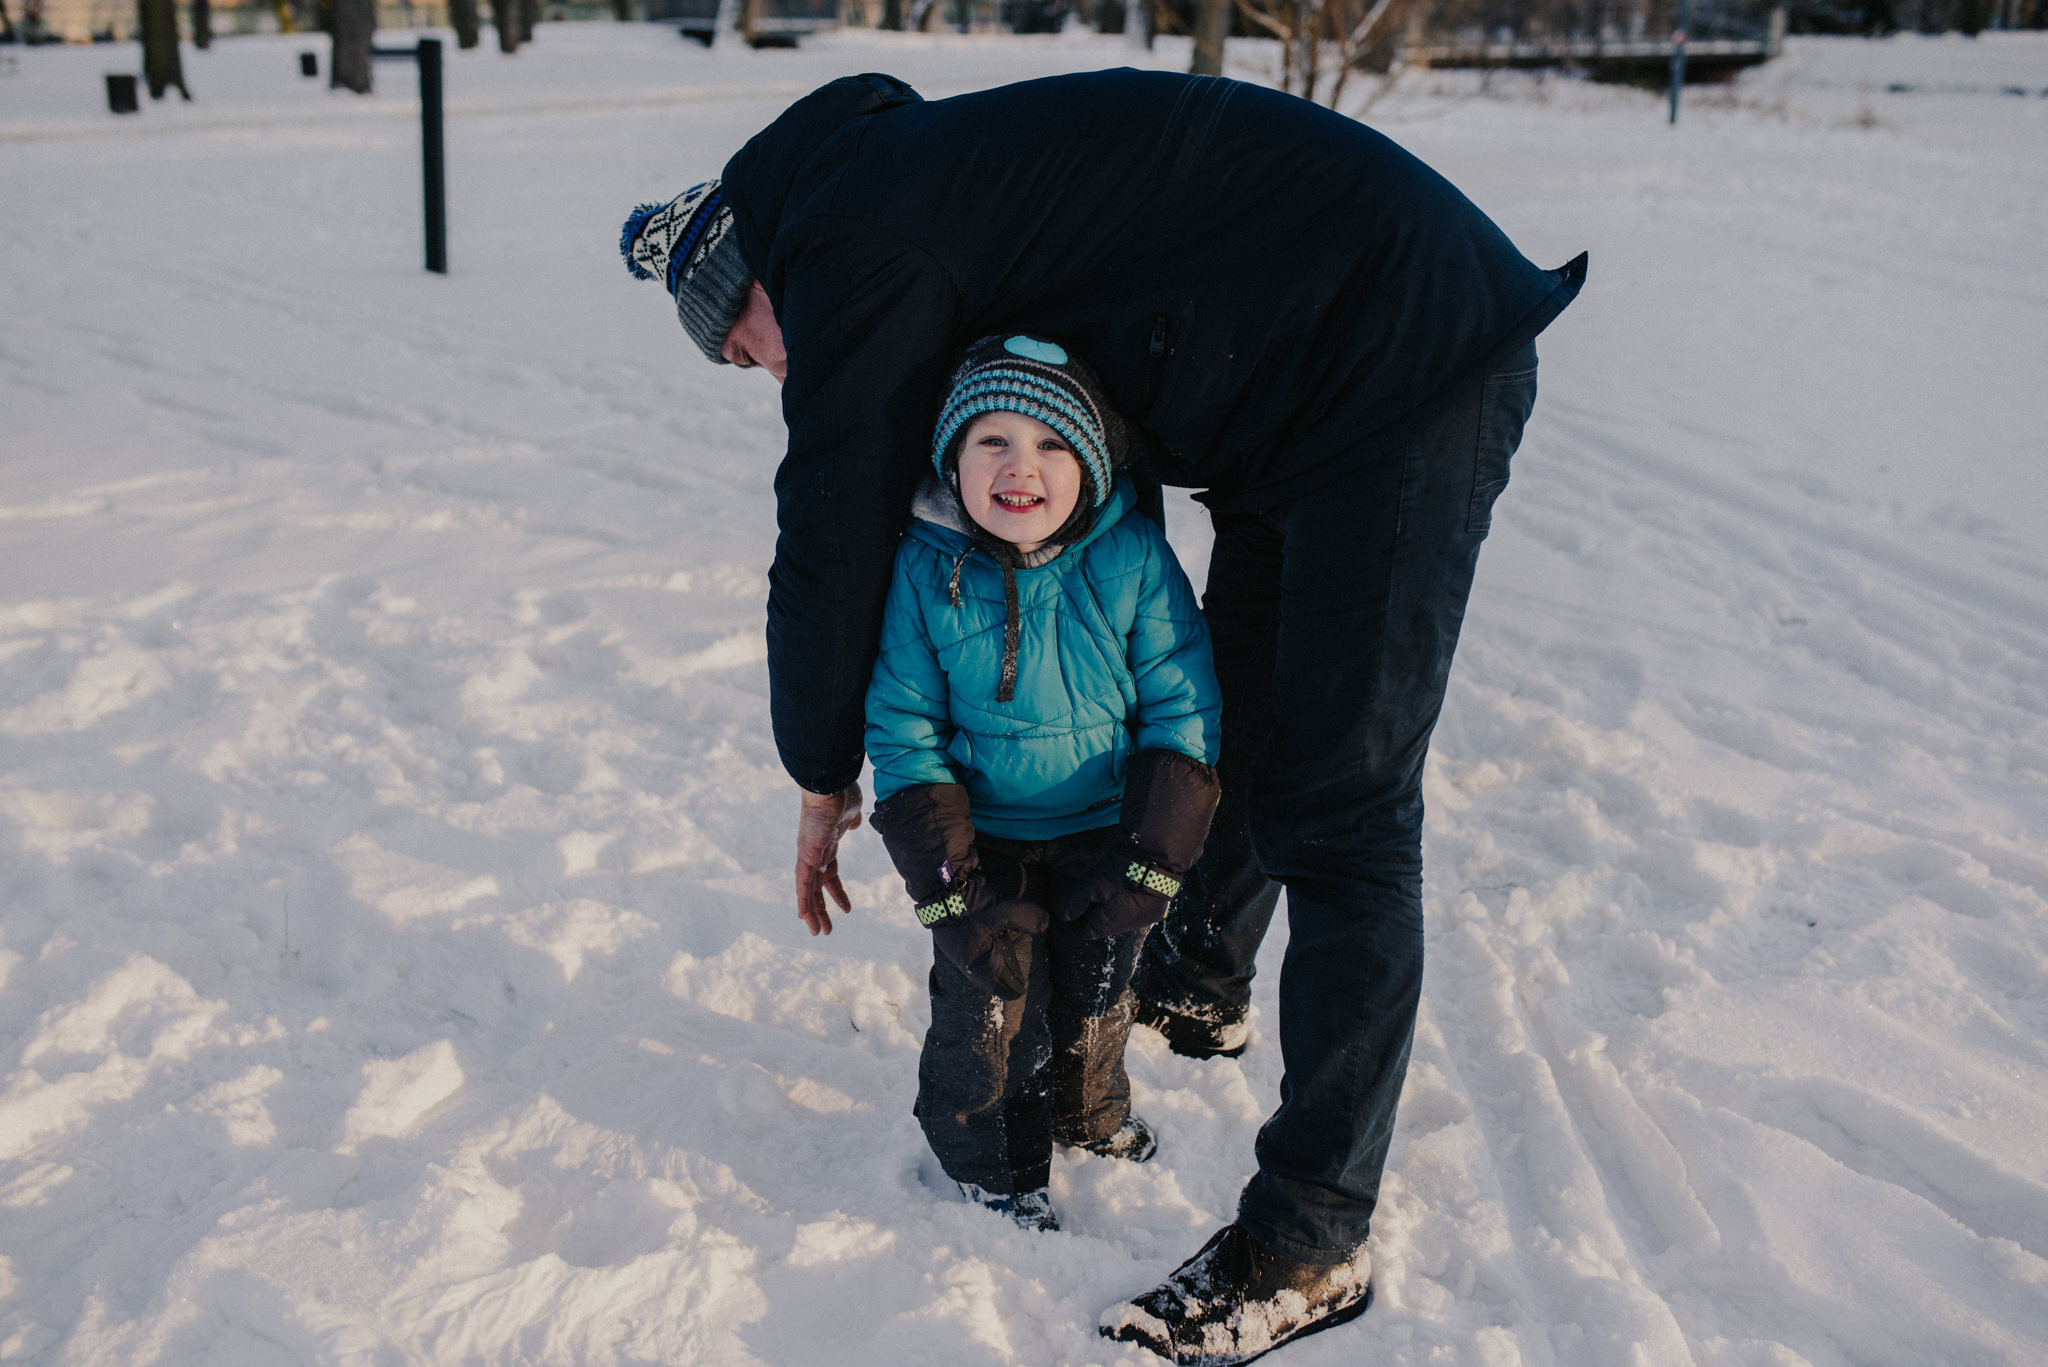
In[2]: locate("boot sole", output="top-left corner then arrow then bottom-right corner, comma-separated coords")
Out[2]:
1060,1133 -> 1159,1163
1101,1283 -> 1373,1366
1133,1002 -> 1249,1061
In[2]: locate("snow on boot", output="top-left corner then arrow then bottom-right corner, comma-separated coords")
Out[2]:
1065,1115 -> 1158,1163
1099,1223 -> 1371,1365
960,1182 -> 1060,1232
1134,995 -> 1250,1060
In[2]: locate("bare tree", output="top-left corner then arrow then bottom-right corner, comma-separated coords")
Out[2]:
1232,0 -> 1411,107
137,0 -> 190,99
1192,0 -> 1230,73
449,0 -> 481,46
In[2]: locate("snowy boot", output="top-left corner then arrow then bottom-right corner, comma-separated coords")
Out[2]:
1134,996 -> 1250,1060
1099,1223 -> 1371,1365
961,1183 -> 1059,1232
1062,1114 -> 1158,1163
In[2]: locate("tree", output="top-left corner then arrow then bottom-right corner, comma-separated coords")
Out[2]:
449,0 -> 481,46
1192,0 -> 1230,72
492,0 -> 520,49
137,0 -> 190,99
1232,0 -> 1410,107
330,0 -> 372,91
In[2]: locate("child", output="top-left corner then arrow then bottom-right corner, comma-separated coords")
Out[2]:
866,334 -> 1222,1231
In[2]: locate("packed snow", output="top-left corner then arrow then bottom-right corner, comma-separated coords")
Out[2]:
2,22 -> 2046,1366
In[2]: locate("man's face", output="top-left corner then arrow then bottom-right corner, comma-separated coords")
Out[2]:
955,411 -> 1083,555
721,282 -> 787,382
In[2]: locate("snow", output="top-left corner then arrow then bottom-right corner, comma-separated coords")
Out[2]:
3,23 -> 2046,1366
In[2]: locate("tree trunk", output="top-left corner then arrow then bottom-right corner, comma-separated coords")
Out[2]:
191,0 -> 211,47
491,0 -> 518,49
448,0 -> 479,45
1190,0 -> 1228,71
329,0 -> 372,91
1124,0 -> 1152,45
137,0 -> 189,99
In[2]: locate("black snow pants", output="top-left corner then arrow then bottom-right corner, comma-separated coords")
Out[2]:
1135,342 -> 1540,1263
915,826 -> 1150,1197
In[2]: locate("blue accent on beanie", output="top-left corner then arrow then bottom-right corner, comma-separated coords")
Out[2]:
619,203 -> 668,281
1003,336 -> 1069,365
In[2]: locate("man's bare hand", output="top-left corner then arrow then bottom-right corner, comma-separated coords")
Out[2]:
795,782 -> 863,936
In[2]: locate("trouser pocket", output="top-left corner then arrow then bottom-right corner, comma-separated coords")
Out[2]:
1467,345 -> 1539,535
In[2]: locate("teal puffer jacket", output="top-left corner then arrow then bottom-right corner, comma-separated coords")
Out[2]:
865,476 -> 1221,840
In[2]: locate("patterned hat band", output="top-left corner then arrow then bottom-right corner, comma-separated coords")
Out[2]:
620,180 -> 751,365
932,364 -> 1114,508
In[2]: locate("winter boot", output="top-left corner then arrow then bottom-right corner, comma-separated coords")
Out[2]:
1134,995 -> 1250,1060
1063,1115 -> 1158,1163
1099,1223 -> 1372,1365
961,1183 -> 1059,1232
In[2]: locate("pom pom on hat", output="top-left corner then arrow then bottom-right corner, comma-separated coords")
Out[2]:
620,180 -> 753,365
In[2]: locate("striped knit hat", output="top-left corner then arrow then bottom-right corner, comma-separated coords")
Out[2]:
619,180 -> 752,365
933,334 -> 1125,509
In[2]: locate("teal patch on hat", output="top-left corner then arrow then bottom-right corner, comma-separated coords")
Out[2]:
1004,336 -> 1069,365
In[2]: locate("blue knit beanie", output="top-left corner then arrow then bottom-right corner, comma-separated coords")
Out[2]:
620,181 -> 752,365
932,335 -> 1125,508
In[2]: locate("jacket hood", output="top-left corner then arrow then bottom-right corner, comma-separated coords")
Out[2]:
721,73 -> 923,287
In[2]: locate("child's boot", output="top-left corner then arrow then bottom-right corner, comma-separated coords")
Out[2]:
1063,1114 -> 1158,1163
960,1182 -> 1059,1232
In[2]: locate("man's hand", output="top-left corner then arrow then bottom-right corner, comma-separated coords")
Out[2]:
795,782 -> 863,936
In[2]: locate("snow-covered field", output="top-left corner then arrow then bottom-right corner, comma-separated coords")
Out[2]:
3,23 -> 2046,1366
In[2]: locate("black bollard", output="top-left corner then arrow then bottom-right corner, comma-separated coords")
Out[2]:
418,39 -> 446,275
300,51 -> 318,76
106,72 -> 139,113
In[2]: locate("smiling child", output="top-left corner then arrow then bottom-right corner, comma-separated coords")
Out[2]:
864,334 -> 1222,1230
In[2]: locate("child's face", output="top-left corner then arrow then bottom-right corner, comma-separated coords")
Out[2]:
955,412 -> 1084,554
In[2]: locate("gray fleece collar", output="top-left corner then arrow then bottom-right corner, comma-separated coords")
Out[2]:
910,475 -> 1066,569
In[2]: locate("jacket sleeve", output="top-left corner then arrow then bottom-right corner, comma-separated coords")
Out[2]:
1124,520 -> 1222,766
863,544 -> 961,803
765,218 -> 962,794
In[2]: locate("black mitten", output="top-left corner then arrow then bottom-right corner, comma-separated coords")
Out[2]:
1056,750 -> 1221,940
871,784 -> 1047,999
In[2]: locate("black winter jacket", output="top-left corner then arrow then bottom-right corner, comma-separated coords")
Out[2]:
721,69 -> 1586,795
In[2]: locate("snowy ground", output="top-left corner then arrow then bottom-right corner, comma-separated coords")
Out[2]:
3,24 -> 2047,1367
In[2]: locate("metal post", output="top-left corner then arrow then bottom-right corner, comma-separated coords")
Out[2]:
418,39 -> 446,274
1668,0 -> 1690,124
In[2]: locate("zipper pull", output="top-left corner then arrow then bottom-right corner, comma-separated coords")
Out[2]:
1148,313 -> 1168,359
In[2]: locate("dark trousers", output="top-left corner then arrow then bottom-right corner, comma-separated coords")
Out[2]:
916,827 -> 1150,1196
1136,344 -> 1539,1263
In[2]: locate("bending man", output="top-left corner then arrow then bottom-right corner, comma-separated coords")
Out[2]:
621,68 -> 1583,1364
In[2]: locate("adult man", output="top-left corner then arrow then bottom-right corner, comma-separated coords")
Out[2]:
623,68 -> 1582,1364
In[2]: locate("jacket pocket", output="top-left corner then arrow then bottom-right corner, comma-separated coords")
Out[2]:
1467,352 -> 1539,536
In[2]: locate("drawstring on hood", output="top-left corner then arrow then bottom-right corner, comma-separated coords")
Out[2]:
918,468 -> 1120,708
941,512 -> 1028,703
